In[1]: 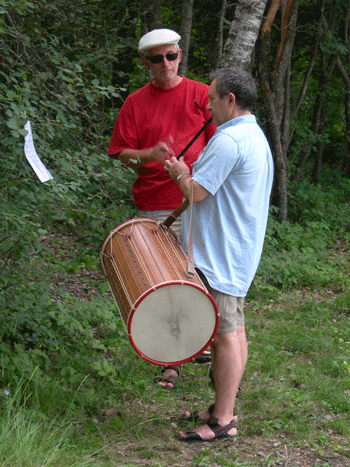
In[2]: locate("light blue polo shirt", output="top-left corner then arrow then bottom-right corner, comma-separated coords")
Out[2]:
181,115 -> 273,297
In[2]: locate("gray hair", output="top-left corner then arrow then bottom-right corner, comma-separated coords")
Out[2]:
209,67 -> 258,112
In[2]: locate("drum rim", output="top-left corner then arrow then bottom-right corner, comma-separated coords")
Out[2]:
128,280 -> 219,366
100,217 -> 175,251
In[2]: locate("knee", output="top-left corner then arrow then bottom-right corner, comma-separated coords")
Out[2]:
213,331 -> 237,348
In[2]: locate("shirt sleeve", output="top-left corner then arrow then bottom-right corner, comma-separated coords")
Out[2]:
192,133 -> 240,195
107,97 -> 139,155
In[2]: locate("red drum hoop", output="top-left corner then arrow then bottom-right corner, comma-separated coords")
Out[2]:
100,218 -> 219,366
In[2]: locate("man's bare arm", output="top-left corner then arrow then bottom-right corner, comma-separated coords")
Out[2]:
164,156 -> 209,202
110,138 -> 175,168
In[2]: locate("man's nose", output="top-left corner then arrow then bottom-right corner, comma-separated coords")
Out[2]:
162,56 -> 171,64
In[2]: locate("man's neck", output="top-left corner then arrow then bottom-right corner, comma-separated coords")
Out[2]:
153,75 -> 183,89
232,109 -> 251,119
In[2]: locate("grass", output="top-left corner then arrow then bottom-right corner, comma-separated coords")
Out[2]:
1,170 -> 350,465
0,377 -> 97,467
2,281 -> 350,466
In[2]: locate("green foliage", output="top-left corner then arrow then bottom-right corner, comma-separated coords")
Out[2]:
0,1 -> 139,401
0,1 -> 350,465
0,0 -> 136,298
251,168 -> 350,295
0,277 -> 122,387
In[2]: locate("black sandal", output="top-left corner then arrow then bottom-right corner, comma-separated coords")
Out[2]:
194,349 -> 211,364
180,415 -> 238,442
154,366 -> 180,390
184,403 -> 237,422
183,403 -> 214,422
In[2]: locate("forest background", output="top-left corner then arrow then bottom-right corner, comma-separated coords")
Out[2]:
1,0 -> 350,466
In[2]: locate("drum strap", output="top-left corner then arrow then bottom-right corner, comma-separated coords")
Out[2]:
161,184 -> 195,278
186,181 -> 195,278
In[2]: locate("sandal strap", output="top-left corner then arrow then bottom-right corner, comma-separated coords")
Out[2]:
207,415 -> 236,435
162,365 -> 180,376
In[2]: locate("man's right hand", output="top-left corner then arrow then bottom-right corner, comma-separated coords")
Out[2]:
118,136 -> 175,167
151,136 -> 175,162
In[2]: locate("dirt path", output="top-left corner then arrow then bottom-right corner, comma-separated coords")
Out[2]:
106,434 -> 350,466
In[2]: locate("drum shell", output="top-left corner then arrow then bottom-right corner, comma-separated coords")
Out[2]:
100,218 -> 219,366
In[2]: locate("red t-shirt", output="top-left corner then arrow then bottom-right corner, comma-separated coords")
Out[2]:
108,77 -> 216,210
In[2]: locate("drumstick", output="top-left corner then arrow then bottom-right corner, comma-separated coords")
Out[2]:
176,116 -> 213,160
164,117 -> 213,229
162,199 -> 189,229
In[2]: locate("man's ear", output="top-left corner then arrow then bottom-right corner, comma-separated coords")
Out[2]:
178,49 -> 182,63
228,92 -> 236,106
142,56 -> 150,69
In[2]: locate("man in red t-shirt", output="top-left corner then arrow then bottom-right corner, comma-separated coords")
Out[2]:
108,28 -> 215,388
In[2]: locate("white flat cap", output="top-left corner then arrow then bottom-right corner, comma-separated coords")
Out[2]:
138,29 -> 181,53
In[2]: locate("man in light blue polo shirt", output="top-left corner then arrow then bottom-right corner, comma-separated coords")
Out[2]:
165,67 -> 273,441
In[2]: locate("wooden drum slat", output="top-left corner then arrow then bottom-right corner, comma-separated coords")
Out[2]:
100,218 -> 219,366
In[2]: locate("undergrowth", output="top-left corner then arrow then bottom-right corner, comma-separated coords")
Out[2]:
1,168 -> 350,465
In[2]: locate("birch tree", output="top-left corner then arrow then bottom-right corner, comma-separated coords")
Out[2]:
219,0 -> 268,68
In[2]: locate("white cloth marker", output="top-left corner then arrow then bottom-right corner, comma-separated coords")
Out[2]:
24,121 -> 53,183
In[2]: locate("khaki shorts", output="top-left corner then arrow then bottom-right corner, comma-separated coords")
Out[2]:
137,209 -> 182,242
209,286 -> 245,334
196,269 -> 245,333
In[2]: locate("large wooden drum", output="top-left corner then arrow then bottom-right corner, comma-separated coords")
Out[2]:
100,218 -> 219,366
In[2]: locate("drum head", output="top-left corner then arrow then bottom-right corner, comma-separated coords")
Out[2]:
129,282 -> 218,365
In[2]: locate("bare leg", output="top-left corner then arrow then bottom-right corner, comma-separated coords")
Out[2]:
179,326 -> 247,440
237,324 -> 248,381
183,342 -> 216,421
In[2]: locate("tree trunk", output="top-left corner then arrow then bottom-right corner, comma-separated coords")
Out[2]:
292,55 -> 337,183
178,0 -> 195,76
141,0 -> 163,33
258,0 -> 299,221
335,0 -> 350,175
286,6 -> 324,150
211,0 -> 227,68
259,28 -> 288,221
342,91 -> 350,175
336,57 -> 350,175
110,0 -> 138,107
311,100 -> 327,184
219,0 -> 268,69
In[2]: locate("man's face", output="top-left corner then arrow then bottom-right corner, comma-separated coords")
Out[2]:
143,44 -> 182,85
207,79 -> 231,127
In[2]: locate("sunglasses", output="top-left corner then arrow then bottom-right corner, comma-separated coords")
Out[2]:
146,52 -> 179,64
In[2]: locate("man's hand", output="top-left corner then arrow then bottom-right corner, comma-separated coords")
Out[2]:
164,156 -> 190,182
165,156 -> 209,202
152,136 -> 175,163
117,136 -> 175,167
